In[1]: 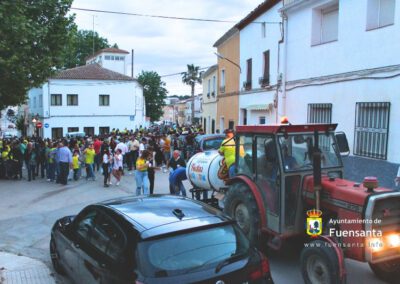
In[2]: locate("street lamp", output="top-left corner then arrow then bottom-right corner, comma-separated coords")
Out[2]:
214,52 -> 241,73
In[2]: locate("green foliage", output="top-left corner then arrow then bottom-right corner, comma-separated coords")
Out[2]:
137,71 -> 168,122
15,115 -> 25,132
181,64 -> 203,123
0,0 -> 75,110
61,29 -> 114,68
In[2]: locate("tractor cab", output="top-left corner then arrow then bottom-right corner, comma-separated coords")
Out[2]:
233,123 -> 348,238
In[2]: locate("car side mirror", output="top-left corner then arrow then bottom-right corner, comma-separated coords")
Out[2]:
335,132 -> 350,156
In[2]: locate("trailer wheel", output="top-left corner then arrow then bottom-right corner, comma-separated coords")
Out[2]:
369,260 -> 400,283
223,182 -> 260,247
301,240 -> 343,284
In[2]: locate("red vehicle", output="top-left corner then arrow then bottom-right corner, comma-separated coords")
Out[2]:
189,122 -> 400,283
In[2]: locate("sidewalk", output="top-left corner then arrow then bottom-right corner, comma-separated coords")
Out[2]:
0,252 -> 55,284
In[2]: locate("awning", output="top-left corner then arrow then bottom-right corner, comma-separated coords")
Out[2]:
246,103 -> 273,111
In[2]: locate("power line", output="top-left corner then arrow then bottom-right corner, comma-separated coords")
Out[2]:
71,7 -> 281,24
160,66 -> 211,77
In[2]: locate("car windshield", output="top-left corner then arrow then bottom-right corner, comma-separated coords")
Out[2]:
203,138 -> 224,150
137,224 -> 250,277
278,132 -> 341,172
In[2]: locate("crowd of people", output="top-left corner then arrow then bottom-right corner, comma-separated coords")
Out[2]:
0,126 -> 206,196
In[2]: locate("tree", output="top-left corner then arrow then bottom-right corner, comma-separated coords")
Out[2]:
61,29 -> 114,68
181,64 -> 203,124
0,0 -> 75,110
137,71 -> 168,122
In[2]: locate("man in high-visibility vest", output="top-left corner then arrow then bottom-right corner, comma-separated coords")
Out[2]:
218,129 -> 236,178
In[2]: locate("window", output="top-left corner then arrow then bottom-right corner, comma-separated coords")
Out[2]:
211,119 -> 215,134
39,95 -> 42,107
99,95 -> 110,106
51,127 -> 63,139
259,50 -> 270,86
242,109 -> 247,125
84,127 -> 95,136
307,103 -> 332,123
67,94 -> 78,106
105,55 -> 110,60
354,102 -> 390,160
259,116 -> 266,125
261,22 -> 266,38
51,94 -> 62,106
68,127 -> 79,132
76,210 -> 98,241
220,69 -> 226,93
99,127 -> 110,135
228,120 -> 234,130
244,59 -> 252,90
207,79 -> 211,97
110,56 -> 115,60
312,3 -> 339,45
237,135 -> 253,177
212,75 -> 216,95
33,97 -> 37,108
367,0 -> 395,30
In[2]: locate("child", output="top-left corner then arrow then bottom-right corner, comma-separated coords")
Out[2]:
72,150 -> 80,181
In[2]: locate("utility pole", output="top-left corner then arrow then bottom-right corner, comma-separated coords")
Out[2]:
92,15 -> 95,55
131,49 -> 134,77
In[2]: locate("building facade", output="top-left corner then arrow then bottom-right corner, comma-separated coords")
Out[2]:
201,65 -> 218,134
238,0 -> 282,126
28,62 -> 145,138
281,0 -> 399,187
214,28 -> 241,132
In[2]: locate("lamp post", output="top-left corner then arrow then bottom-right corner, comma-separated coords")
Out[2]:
214,52 -> 241,73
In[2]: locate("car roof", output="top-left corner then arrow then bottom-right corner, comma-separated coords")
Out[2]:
195,134 -> 225,141
100,195 -> 230,239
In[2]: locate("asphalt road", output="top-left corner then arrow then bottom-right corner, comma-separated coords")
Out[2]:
0,170 -> 386,284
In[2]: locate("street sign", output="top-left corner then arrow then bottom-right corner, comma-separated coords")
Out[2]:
36,122 -> 43,128
44,123 -> 49,128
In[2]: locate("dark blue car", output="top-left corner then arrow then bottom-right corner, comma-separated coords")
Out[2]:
50,195 -> 273,283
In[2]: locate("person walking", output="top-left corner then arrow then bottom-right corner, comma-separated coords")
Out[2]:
169,166 -> 187,196
102,148 -> 111,187
112,148 -> 123,186
72,150 -> 80,181
127,136 -> 140,171
147,146 -> 156,194
135,150 -> 151,195
167,150 -> 186,194
56,140 -> 72,185
93,137 -> 102,172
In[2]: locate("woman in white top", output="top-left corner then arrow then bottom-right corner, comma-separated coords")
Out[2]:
112,149 -> 123,186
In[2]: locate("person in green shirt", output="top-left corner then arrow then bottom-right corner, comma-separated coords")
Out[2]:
84,144 -> 96,181
218,129 -> 236,178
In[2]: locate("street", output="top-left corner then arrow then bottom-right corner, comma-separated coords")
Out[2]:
0,171 -> 386,284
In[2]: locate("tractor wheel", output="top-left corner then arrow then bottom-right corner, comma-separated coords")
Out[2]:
301,240 -> 344,284
369,260 -> 400,283
223,182 -> 261,247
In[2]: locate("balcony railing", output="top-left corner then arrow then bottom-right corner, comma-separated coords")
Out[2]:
219,86 -> 225,93
207,92 -> 210,98
243,81 -> 252,91
259,76 -> 270,87
211,91 -> 215,97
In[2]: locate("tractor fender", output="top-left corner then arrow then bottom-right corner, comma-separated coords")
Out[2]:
317,235 -> 347,281
227,175 -> 267,229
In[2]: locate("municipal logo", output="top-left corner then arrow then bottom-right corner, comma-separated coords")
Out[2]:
306,209 -> 323,237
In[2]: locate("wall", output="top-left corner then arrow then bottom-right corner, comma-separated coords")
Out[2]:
202,68 -> 218,133
216,31 -> 240,130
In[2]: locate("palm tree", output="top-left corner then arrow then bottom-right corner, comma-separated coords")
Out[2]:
181,64 -> 202,124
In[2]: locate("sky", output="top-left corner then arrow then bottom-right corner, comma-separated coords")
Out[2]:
70,0 -> 264,96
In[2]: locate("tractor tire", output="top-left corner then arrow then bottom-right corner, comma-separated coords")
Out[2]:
223,182 -> 261,247
369,260 -> 400,283
301,240 -> 344,284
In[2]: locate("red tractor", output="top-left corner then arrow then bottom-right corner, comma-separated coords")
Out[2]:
187,123 -> 400,283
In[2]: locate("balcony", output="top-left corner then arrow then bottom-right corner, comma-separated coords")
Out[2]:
259,76 -> 270,87
211,91 -> 215,97
219,86 -> 225,93
243,81 -> 252,91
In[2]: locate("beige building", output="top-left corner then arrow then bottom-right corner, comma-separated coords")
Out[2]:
214,28 -> 240,132
201,65 -> 218,134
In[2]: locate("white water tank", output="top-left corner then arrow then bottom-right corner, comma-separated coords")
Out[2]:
186,151 -> 226,192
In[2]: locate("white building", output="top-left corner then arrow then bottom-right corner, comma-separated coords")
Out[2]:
238,0 -> 282,126
85,47 -> 130,75
201,65 -> 218,133
280,0 -> 399,185
28,49 -> 145,138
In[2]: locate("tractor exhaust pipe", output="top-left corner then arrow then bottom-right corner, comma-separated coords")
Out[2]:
313,131 -> 322,211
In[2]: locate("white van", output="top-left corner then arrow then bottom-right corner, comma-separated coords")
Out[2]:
65,132 -> 86,139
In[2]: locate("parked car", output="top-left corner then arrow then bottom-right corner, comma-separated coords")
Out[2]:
50,195 -> 273,284
65,131 -> 86,139
194,134 -> 225,153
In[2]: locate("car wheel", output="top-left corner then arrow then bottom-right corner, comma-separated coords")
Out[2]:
369,260 -> 400,283
300,240 -> 344,284
223,182 -> 260,247
50,237 -> 65,275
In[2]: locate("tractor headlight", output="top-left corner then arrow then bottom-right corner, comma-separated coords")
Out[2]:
387,234 -> 400,248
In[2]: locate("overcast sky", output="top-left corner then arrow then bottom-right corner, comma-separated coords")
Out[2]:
70,0 -> 263,96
